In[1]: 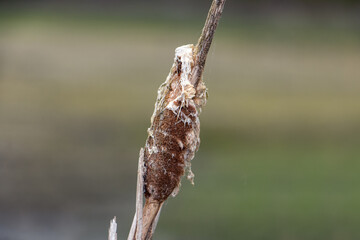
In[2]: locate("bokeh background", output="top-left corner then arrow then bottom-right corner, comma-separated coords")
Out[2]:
1,0 -> 360,239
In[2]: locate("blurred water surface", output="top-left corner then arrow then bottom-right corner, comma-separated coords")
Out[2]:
0,5 -> 360,240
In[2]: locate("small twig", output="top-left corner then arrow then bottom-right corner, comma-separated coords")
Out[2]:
191,0 -> 226,87
127,149 -> 145,240
108,217 -> 117,240
135,149 -> 144,240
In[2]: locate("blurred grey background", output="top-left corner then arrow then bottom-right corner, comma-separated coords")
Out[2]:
0,0 -> 360,239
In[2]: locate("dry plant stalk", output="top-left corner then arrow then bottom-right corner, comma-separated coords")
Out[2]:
108,217 -> 117,240
119,1 -> 225,239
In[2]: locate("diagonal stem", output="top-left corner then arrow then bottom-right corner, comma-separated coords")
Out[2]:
191,0 -> 226,87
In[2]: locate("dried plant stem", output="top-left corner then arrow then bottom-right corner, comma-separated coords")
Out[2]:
141,200 -> 163,239
192,0 -> 226,87
108,217 -> 117,240
120,1 -> 225,239
127,149 -> 145,240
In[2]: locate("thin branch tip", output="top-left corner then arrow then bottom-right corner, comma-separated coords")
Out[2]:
192,0 -> 226,86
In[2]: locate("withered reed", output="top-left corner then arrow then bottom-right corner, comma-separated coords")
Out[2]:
109,1 -> 225,239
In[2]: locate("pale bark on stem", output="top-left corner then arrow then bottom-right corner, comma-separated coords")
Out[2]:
127,149 -> 145,240
108,217 -> 117,240
149,204 -> 163,235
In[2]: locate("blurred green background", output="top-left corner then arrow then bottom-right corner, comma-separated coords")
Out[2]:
1,0 -> 360,239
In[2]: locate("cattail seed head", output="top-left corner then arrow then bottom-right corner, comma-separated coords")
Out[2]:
143,44 -> 207,202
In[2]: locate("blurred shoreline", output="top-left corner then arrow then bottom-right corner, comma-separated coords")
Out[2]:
1,4 -> 360,240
